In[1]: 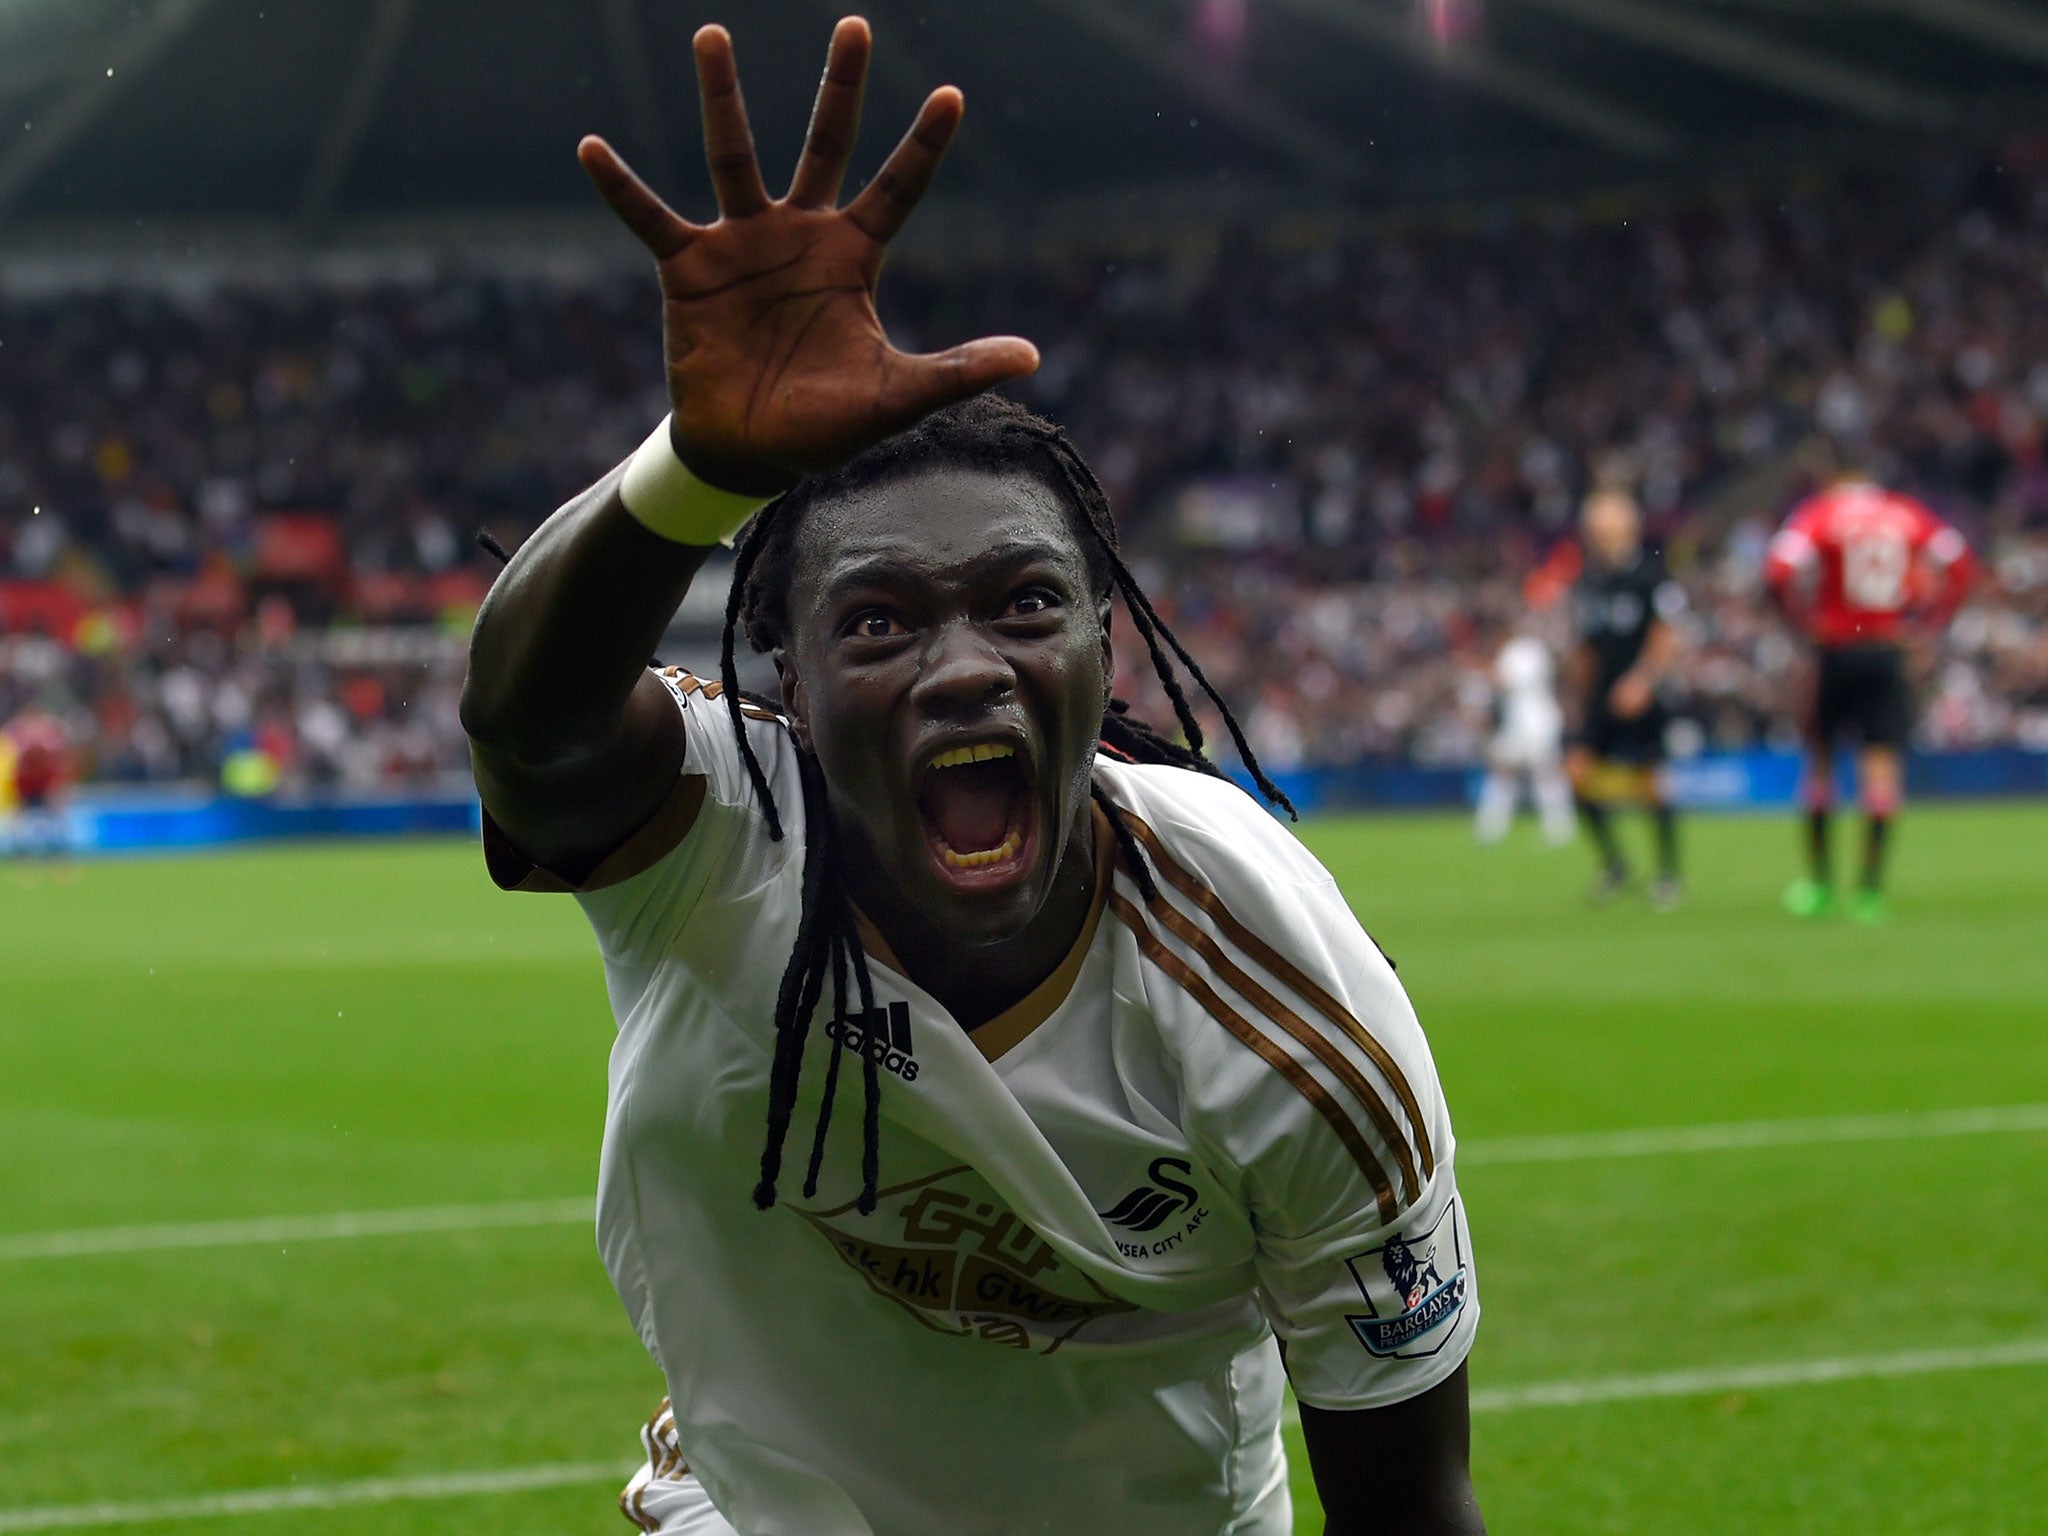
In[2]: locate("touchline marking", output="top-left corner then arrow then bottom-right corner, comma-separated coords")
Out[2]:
1460,1102 -> 2048,1166
1469,1337 -> 2048,1413
0,1198 -> 591,1262
0,1462 -> 636,1532
13,1347 -> 2048,1531
6,1104 -> 2047,1263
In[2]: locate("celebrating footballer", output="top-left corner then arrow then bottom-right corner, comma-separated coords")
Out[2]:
461,18 -> 1482,1535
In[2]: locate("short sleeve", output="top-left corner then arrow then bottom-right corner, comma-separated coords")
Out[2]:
1256,1157 -> 1478,1411
1236,948 -> 1478,1409
482,668 -> 802,967
1133,780 -> 1478,1411
1766,501 -> 1822,589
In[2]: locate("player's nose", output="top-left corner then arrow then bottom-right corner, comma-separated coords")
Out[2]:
911,619 -> 1016,717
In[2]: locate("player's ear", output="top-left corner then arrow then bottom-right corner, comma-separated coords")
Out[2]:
773,649 -> 812,750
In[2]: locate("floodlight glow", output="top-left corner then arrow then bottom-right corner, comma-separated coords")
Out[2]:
1420,0 -> 1485,48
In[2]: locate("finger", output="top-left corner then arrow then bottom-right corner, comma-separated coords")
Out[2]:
844,85 -> 962,246
694,25 -> 771,218
577,136 -> 696,258
787,16 -> 870,209
878,335 -> 1041,429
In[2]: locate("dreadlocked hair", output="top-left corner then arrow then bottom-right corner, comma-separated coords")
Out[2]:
719,394 -> 1293,1216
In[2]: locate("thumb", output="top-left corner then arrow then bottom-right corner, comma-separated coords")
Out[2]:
881,335 -> 1041,427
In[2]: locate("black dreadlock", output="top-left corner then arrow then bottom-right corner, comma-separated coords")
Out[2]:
713,395 -> 1292,1216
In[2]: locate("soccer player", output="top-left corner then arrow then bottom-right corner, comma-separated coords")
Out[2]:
1473,628 -> 1573,847
1564,488 -> 1686,908
2,705 -> 74,860
1763,467 -> 1975,922
460,20 -> 1482,1536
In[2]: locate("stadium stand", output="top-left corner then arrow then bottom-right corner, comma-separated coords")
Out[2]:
4,146 -> 2048,788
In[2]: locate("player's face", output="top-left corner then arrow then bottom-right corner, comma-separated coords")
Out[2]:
780,467 -> 1111,947
1582,493 -> 1640,567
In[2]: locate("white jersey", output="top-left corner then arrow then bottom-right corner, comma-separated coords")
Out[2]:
1492,635 -> 1563,760
488,669 -> 1477,1536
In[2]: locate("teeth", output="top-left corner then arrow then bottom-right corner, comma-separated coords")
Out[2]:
940,830 -> 1023,869
929,742 -> 1015,770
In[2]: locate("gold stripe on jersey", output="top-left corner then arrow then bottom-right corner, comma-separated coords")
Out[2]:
1132,875 -> 1422,1206
620,1396 -> 689,1529
969,806 -> 1116,1062
621,1482 -> 655,1532
662,666 -> 782,721
850,809 -> 1117,1063
1109,890 -> 1400,1224
1117,811 -> 1436,1181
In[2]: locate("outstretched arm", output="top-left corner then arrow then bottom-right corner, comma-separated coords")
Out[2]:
460,18 -> 1037,881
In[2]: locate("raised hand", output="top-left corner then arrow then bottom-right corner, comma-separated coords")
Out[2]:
577,17 -> 1039,493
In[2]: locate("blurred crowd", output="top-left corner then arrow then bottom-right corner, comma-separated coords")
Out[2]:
5,140 -> 2048,791
1116,531 -> 2048,775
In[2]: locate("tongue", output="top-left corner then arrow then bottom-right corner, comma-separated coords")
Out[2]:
921,761 -> 1017,853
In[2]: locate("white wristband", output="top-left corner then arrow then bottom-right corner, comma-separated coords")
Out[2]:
618,416 -> 774,547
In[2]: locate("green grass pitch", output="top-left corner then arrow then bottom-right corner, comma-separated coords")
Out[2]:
3,802 -> 2045,1534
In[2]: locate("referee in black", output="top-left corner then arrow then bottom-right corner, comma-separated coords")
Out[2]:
1564,487 -> 1687,909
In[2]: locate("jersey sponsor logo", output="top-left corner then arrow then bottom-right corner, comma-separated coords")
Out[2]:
1342,1197 -> 1470,1359
824,999 -> 919,1082
793,1166 -> 1137,1354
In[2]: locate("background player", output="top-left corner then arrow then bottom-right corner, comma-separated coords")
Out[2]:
1474,627 -> 1574,847
1764,456 -> 1976,921
1565,488 -> 1687,908
2,704 -> 74,862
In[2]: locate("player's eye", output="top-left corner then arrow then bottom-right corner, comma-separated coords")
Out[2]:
1003,587 -> 1061,619
844,609 -> 907,640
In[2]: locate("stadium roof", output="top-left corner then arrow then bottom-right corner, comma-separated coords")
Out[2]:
7,0 -> 2048,254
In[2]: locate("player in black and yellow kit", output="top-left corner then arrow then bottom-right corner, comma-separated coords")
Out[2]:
1565,489 -> 1686,909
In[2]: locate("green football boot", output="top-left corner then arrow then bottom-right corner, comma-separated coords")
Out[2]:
1782,878 -> 1834,918
1850,889 -> 1890,925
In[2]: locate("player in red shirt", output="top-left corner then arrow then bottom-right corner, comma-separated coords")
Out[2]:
4,707 -> 76,859
1762,472 -> 1975,922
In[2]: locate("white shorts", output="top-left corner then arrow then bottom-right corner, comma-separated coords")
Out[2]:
619,1399 -> 738,1535
1488,724 -> 1562,772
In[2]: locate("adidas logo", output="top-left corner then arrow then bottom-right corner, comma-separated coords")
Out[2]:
824,999 -> 919,1083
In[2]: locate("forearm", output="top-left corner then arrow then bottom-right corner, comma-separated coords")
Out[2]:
1325,1488 -> 1485,1536
1301,1368 -> 1484,1536
1626,622 -> 1680,688
1564,645 -> 1590,697
460,463 -> 713,766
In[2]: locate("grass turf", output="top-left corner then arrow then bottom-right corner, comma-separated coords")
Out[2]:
2,803 -> 2044,1533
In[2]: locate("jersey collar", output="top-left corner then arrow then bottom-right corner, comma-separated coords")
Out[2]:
852,802 -> 1116,1063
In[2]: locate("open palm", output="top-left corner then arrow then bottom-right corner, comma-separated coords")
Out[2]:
577,17 -> 1038,492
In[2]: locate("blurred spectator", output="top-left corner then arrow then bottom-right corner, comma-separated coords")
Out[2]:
3,141 -> 2047,784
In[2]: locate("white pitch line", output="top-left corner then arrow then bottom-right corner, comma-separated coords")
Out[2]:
0,1198 -> 591,1262
7,1103 -> 2048,1263
12,1344 -> 2048,1531
1460,1102 -> 2048,1166
0,1461 -> 634,1532
1469,1337 -> 2048,1412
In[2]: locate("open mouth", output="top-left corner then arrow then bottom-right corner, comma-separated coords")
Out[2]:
915,741 -> 1037,888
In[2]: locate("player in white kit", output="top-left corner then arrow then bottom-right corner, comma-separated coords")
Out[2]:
1473,633 -> 1573,846
460,20 -> 1483,1535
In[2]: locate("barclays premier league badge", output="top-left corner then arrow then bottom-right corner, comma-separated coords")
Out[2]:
1343,1198 -> 1470,1359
